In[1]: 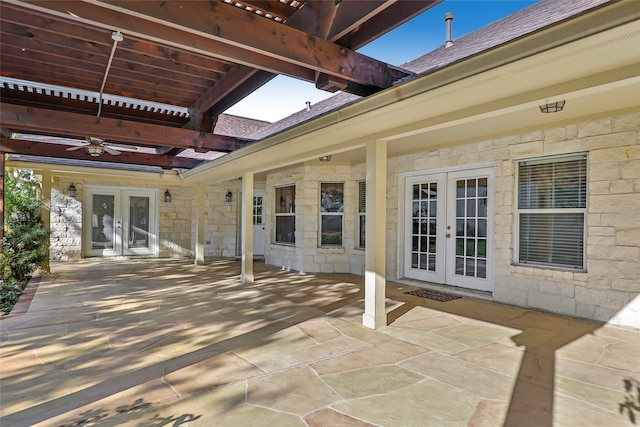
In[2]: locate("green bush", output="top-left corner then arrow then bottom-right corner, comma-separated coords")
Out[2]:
0,279 -> 28,314
1,169 -> 49,313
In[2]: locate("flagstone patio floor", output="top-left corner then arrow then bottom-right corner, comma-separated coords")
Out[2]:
1,259 -> 638,426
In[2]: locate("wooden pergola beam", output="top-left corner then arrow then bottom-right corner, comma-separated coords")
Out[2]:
0,103 -> 250,152
189,0 -> 435,127
286,0 -> 394,43
0,88 -> 189,127
10,0 -> 411,89
1,137 -> 202,169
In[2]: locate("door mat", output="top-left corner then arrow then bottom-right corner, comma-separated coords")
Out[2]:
404,288 -> 461,302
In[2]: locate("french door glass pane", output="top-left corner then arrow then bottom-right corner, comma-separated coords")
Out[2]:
410,182 -> 437,272
129,196 -> 150,248
253,196 -> 263,225
453,178 -> 487,278
92,195 -> 115,250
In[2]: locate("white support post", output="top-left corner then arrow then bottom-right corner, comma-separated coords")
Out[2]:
241,172 -> 254,283
40,171 -> 52,271
195,184 -> 205,265
362,139 -> 387,329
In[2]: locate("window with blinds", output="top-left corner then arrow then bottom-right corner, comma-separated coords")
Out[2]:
516,154 -> 587,269
358,181 -> 366,248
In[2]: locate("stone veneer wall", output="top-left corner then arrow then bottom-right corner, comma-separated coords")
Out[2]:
50,177 -> 82,260
49,179 -> 196,259
49,177 -> 245,261
201,180 -> 243,258
159,183 -> 194,257
264,164 -> 367,274
46,112 -> 639,329
265,166 -> 304,271
386,112 -> 639,329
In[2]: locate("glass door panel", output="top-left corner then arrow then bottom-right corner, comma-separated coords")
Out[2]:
252,191 -> 266,256
410,182 -> 438,272
85,187 -> 157,257
446,169 -> 493,291
404,174 -> 445,283
88,192 -> 120,256
128,196 -> 150,249
453,178 -> 487,278
404,168 -> 493,292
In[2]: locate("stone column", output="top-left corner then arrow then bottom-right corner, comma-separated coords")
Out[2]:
194,184 -> 205,265
241,172 -> 254,283
362,140 -> 387,329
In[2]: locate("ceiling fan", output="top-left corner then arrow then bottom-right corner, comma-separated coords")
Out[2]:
66,137 -> 135,157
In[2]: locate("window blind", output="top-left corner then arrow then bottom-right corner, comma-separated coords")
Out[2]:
518,157 -> 586,209
358,181 -> 366,213
517,155 -> 587,269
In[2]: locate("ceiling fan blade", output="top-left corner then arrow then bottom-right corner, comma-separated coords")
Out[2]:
66,146 -> 84,151
105,142 -> 137,151
103,147 -> 121,155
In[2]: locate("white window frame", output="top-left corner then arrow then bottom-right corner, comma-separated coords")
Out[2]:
319,182 -> 344,247
514,153 -> 587,271
274,184 -> 296,245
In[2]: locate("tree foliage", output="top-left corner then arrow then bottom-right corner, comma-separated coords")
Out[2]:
1,169 -> 50,312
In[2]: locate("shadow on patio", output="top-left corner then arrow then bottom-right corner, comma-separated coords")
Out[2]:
1,259 -> 638,426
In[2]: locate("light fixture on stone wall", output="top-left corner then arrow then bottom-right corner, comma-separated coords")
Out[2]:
539,100 -> 565,113
164,189 -> 171,202
67,183 -> 77,198
225,190 -> 232,203
319,155 -> 332,162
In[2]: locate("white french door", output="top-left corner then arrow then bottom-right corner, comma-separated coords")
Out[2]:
404,167 -> 494,292
84,187 -> 158,257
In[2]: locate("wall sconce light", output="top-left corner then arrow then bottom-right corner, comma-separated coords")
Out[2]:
319,155 -> 332,162
164,189 -> 172,202
67,183 -> 77,198
539,100 -> 566,113
225,190 -> 232,203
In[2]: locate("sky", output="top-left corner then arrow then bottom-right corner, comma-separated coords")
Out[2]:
225,0 -> 538,123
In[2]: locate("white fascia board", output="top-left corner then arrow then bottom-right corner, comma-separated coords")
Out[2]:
5,160 -> 184,184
